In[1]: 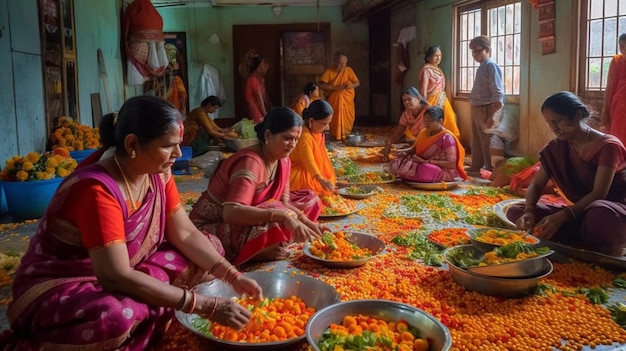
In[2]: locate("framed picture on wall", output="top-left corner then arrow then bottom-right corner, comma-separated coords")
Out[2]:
539,19 -> 555,38
538,2 -> 555,21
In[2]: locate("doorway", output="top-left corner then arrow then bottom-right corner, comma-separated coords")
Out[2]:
232,23 -> 331,120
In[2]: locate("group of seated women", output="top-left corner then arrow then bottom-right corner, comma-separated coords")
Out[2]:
2,89 -> 625,350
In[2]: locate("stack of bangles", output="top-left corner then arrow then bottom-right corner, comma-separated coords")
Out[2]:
269,209 -> 305,222
177,289 -> 197,314
207,257 -> 241,284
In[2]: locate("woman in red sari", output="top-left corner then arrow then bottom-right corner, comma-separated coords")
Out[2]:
508,91 -> 626,256
0,96 -> 262,351
244,55 -> 272,123
190,107 -> 324,265
389,106 -> 467,183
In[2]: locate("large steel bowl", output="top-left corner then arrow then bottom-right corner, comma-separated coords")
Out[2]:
306,299 -> 452,351
223,137 -> 259,151
175,271 -> 340,349
303,232 -> 386,268
444,246 -> 553,298
445,244 -> 553,278
467,227 -> 540,253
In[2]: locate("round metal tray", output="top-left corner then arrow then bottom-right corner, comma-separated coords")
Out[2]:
302,232 -> 386,268
175,272 -> 339,349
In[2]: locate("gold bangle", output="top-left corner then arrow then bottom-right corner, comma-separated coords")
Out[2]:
565,206 -> 577,220
177,289 -> 190,311
208,257 -> 225,276
269,209 -> 275,222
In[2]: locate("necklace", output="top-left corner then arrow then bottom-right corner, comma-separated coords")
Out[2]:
113,155 -> 147,211
261,146 -> 277,182
569,128 -> 591,161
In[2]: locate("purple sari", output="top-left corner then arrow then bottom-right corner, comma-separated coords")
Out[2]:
507,135 -> 626,256
2,164 -> 201,350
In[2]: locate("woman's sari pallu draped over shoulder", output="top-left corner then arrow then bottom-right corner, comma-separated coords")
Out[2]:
189,149 -> 321,265
1,161 -> 205,350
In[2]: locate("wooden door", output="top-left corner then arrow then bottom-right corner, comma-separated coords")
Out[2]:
233,26 -> 282,120
366,10 -> 391,126
233,24 -> 330,121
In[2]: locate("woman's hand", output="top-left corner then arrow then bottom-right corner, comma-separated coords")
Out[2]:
412,155 -> 427,163
231,274 -> 263,300
515,211 -> 536,232
315,175 -> 335,193
380,144 -> 391,162
532,211 -> 569,240
284,215 -> 322,243
198,296 -> 252,330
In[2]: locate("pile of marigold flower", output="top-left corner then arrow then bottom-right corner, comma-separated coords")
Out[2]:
0,148 -> 77,181
154,185 -> 626,351
49,116 -> 100,151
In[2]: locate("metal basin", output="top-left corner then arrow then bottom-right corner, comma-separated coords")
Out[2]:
303,232 -> 386,268
467,227 -> 540,252
306,299 -> 452,351
445,244 -> 553,278
175,272 -> 340,349
444,246 -> 553,298
346,133 -> 365,146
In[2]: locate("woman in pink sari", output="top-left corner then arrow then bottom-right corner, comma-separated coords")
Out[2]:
0,96 -> 262,350
508,92 -> 626,256
190,107 -> 324,265
602,33 -> 626,143
418,46 -> 460,138
389,106 -> 467,183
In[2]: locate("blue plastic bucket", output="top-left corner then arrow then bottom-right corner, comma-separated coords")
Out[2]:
1,177 -> 63,220
70,149 -> 97,164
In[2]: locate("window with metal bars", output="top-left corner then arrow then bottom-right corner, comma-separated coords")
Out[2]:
456,1 -> 522,97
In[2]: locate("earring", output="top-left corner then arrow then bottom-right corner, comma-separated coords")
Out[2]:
131,150 -> 136,159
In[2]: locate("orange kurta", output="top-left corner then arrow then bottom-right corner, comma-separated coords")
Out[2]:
289,128 -> 336,195
320,66 -> 358,140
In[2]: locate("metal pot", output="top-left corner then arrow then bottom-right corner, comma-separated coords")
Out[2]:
346,133 -> 365,146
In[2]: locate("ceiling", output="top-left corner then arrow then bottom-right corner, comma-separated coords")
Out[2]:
151,0 -> 347,6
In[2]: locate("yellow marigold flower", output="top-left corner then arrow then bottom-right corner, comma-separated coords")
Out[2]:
46,157 -> 59,168
22,161 -> 34,171
52,147 -> 70,158
26,152 -> 40,163
56,168 -> 70,177
16,170 -> 28,182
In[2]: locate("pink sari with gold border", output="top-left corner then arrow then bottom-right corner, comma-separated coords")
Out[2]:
189,149 -> 321,265
2,164 -> 201,351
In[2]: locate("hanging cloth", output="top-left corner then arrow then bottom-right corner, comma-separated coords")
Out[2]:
200,64 -> 226,119
122,0 -> 169,84
395,26 -> 416,86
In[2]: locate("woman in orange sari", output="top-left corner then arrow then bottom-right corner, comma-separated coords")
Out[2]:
602,33 -> 626,143
389,106 -> 467,182
290,82 -> 320,117
418,46 -> 460,138
319,51 -> 360,141
189,107 -> 324,265
290,100 -> 336,195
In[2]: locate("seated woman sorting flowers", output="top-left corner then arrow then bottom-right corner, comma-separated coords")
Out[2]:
507,91 -> 626,256
389,106 -> 467,183
189,107 -> 325,265
289,100 -> 336,195
0,96 -> 263,350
